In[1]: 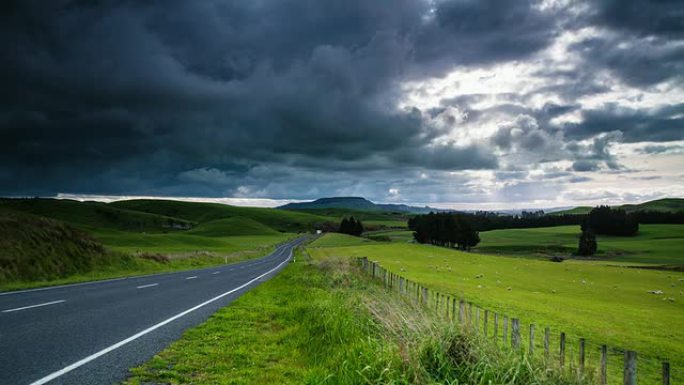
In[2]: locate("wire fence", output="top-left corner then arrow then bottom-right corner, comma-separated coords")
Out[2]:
358,257 -> 679,385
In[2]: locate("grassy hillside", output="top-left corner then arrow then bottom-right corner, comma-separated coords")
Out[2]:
621,198 -> 684,213
0,199 -> 300,290
308,239 -> 684,383
0,198 -> 192,232
187,217 -> 280,237
0,210 -> 112,282
292,207 -> 408,229
551,198 -> 684,215
111,199 -> 332,232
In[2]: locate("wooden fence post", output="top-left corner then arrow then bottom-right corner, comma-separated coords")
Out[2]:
600,345 -> 608,385
459,300 -> 465,324
560,332 -> 566,369
399,277 -> 404,295
623,350 -> 637,385
529,324 -> 535,356
484,310 -> 489,338
503,316 -> 508,346
422,287 -> 428,306
468,303 -> 473,327
511,318 -> 520,349
544,327 -> 550,362
452,298 -> 457,321
475,308 -> 480,334
493,313 -> 498,341
662,361 -> 670,385
579,338 -> 585,374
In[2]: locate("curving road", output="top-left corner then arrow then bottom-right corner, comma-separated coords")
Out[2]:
0,237 -> 306,385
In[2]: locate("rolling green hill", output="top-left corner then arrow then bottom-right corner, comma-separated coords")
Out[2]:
0,198 -> 192,232
551,198 -> 684,215
111,199 -> 333,232
187,217 -> 281,237
0,198 -> 302,289
288,207 -> 408,229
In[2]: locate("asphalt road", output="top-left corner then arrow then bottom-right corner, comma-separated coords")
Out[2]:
0,237 -> 306,385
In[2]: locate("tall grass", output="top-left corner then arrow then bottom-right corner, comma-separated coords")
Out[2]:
304,256 -> 588,385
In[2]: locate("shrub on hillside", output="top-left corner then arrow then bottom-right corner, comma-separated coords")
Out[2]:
139,252 -> 170,263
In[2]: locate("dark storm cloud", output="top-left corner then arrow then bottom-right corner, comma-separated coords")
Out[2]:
563,104 -> 684,142
591,0 -> 684,39
413,0 -> 558,72
0,0 -> 682,201
0,0 -> 559,197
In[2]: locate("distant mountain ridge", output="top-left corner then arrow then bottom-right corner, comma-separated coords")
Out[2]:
278,197 -> 444,214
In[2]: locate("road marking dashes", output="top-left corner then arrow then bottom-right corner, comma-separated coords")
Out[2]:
136,283 -> 159,289
2,300 -> 66,313
185,276 -> 198,280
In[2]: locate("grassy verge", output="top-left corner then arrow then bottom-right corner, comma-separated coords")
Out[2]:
124,249 -> 587,385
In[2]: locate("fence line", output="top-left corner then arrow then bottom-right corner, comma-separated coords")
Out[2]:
357,257 -> 674,385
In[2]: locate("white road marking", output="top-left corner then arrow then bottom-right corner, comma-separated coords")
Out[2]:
2,300 -> 66,313
0,277 -> 128,296
185,276 -> 198,280
27,248 -> 294,385
212,271 -> 220,275
229,268 -> 234,271
136,283 -> 159,289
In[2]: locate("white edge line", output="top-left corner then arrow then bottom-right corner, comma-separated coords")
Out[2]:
2,300 -> 66,313
28,248 -> 294,385
185,276 -> 198,280
212,271 -> 220,275
136,283 -> 159,289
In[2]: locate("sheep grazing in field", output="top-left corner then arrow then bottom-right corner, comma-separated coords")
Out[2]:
649,290 -> 664,295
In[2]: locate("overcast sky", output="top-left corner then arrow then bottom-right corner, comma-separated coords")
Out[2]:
1,0 -> 682,209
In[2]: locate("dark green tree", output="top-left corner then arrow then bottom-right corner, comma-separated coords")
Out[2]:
338,216 -> 364,236
577,229 -> 597,256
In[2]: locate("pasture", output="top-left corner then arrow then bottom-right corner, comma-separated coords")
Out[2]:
475,224 -> 684,265
308,236 -> 684,382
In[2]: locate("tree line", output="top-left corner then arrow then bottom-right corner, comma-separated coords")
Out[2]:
409,207 -> 681,235
338,216 -> 364,236
409,211 -> 584,233
408,213 -> 480,251
582,206 -> 639,236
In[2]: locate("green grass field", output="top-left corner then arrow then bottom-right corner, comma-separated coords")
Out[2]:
475,224 -> 684,265
308,234 -> 684,383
